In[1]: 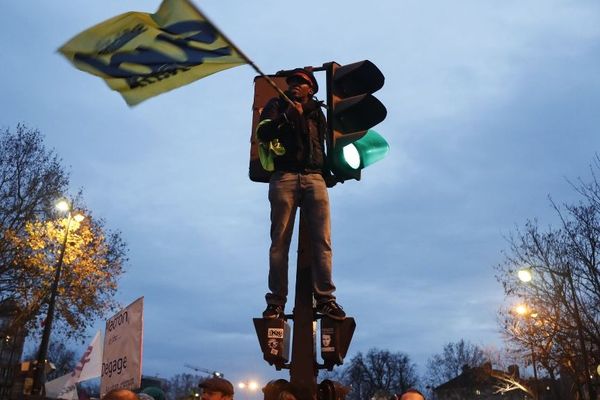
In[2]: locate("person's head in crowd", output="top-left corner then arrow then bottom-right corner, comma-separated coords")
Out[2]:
101,389 -> 139,400
199,376 -> 235,400
398,388 -> 426,400
278,390 -> 297,400
141,386 -> 166,400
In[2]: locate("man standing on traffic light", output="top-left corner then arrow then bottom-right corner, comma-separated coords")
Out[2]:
256,68 -> 345,321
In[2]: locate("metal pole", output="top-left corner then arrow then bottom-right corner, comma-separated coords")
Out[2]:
31,214 -> 73,397
524,315 -> 539,396
290,211 -> 317,400
530,340 -> 538,400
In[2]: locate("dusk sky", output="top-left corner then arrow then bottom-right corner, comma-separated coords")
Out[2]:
3,0 -> 600,389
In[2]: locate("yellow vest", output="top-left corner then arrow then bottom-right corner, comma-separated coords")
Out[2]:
255,119 -> 286,171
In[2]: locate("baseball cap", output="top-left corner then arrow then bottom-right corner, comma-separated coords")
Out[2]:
286,68 -> 319,94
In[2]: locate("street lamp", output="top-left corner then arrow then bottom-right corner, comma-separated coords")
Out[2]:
512,303 -> 539,387
238,381 -> 259,391
238,380 -> 260,399
514,303 -> 529,316
31,200 -> 84,397
517,268 -> 533,283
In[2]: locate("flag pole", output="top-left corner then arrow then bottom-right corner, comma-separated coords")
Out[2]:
190,1 -> 295,107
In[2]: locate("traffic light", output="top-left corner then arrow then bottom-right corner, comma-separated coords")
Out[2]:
326,60 -> 389,182
253,318 -> 291,369
320,317 -> 356,369
318,379 -> 350,400
249,74 -> 288,183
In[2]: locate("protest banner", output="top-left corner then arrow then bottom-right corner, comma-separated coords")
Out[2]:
45,330 -> 103,399
100,297 -> 144,397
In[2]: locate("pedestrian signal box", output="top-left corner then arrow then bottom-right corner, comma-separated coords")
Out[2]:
320,317 -> 356,369
253,318 -> 291,369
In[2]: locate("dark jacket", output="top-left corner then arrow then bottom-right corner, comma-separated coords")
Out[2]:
257,95 -> 327,173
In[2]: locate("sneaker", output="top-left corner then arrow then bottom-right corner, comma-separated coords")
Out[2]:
262,304 -> 284,319
316,301 -> 346,321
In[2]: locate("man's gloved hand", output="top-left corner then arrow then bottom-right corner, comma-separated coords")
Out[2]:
284,101 -> 303,120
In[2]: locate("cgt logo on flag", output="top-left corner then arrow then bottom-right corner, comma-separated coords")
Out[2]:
59,0 -> 247,105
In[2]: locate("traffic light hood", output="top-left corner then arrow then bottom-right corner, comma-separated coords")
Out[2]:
286,68 -> 319,94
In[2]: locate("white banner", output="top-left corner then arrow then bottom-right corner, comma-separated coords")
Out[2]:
100,297 -> 144,397
45,330 -> 103,399
45,373 -> 77,400
73,330 -> 103,382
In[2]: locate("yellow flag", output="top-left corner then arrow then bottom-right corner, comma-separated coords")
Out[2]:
59,0 -> 248,106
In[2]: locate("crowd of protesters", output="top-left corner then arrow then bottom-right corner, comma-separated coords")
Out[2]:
97,377 -> 425,400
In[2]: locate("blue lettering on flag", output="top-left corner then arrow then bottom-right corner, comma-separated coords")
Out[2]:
73,21 -> 232,88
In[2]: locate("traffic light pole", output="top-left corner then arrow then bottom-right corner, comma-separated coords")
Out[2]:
290,211 -> 318,400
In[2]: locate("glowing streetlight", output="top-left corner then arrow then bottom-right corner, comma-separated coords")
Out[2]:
517,268 -> 533,283
238,380 -> 260,400
513,302 -> 539,392
238,380 -> 259,391
55,199 -> 70,212
514,303 -> 529,316
32,199 -> 85,396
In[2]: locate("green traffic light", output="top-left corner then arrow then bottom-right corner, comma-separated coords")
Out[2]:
340,129 -> 389,170
342,145 -> 361,169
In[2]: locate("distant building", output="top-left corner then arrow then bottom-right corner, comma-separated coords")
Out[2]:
0,300 -> 26,400
433,363 -> 560,400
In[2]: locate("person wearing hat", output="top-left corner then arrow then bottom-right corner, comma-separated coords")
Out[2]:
256,67 -> 345,321
199,376 -> 235,400
141,386 -> 166,400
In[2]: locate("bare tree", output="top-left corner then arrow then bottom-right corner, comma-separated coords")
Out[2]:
490,369 -> 536,399
496,156 -> 600,400
335,348 -> 419,400
165,373 -> 204,399
0,124 -> 68,297
424,339 -> 487,391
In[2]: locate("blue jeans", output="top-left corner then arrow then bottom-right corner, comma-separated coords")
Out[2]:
266,171 -> 336,306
